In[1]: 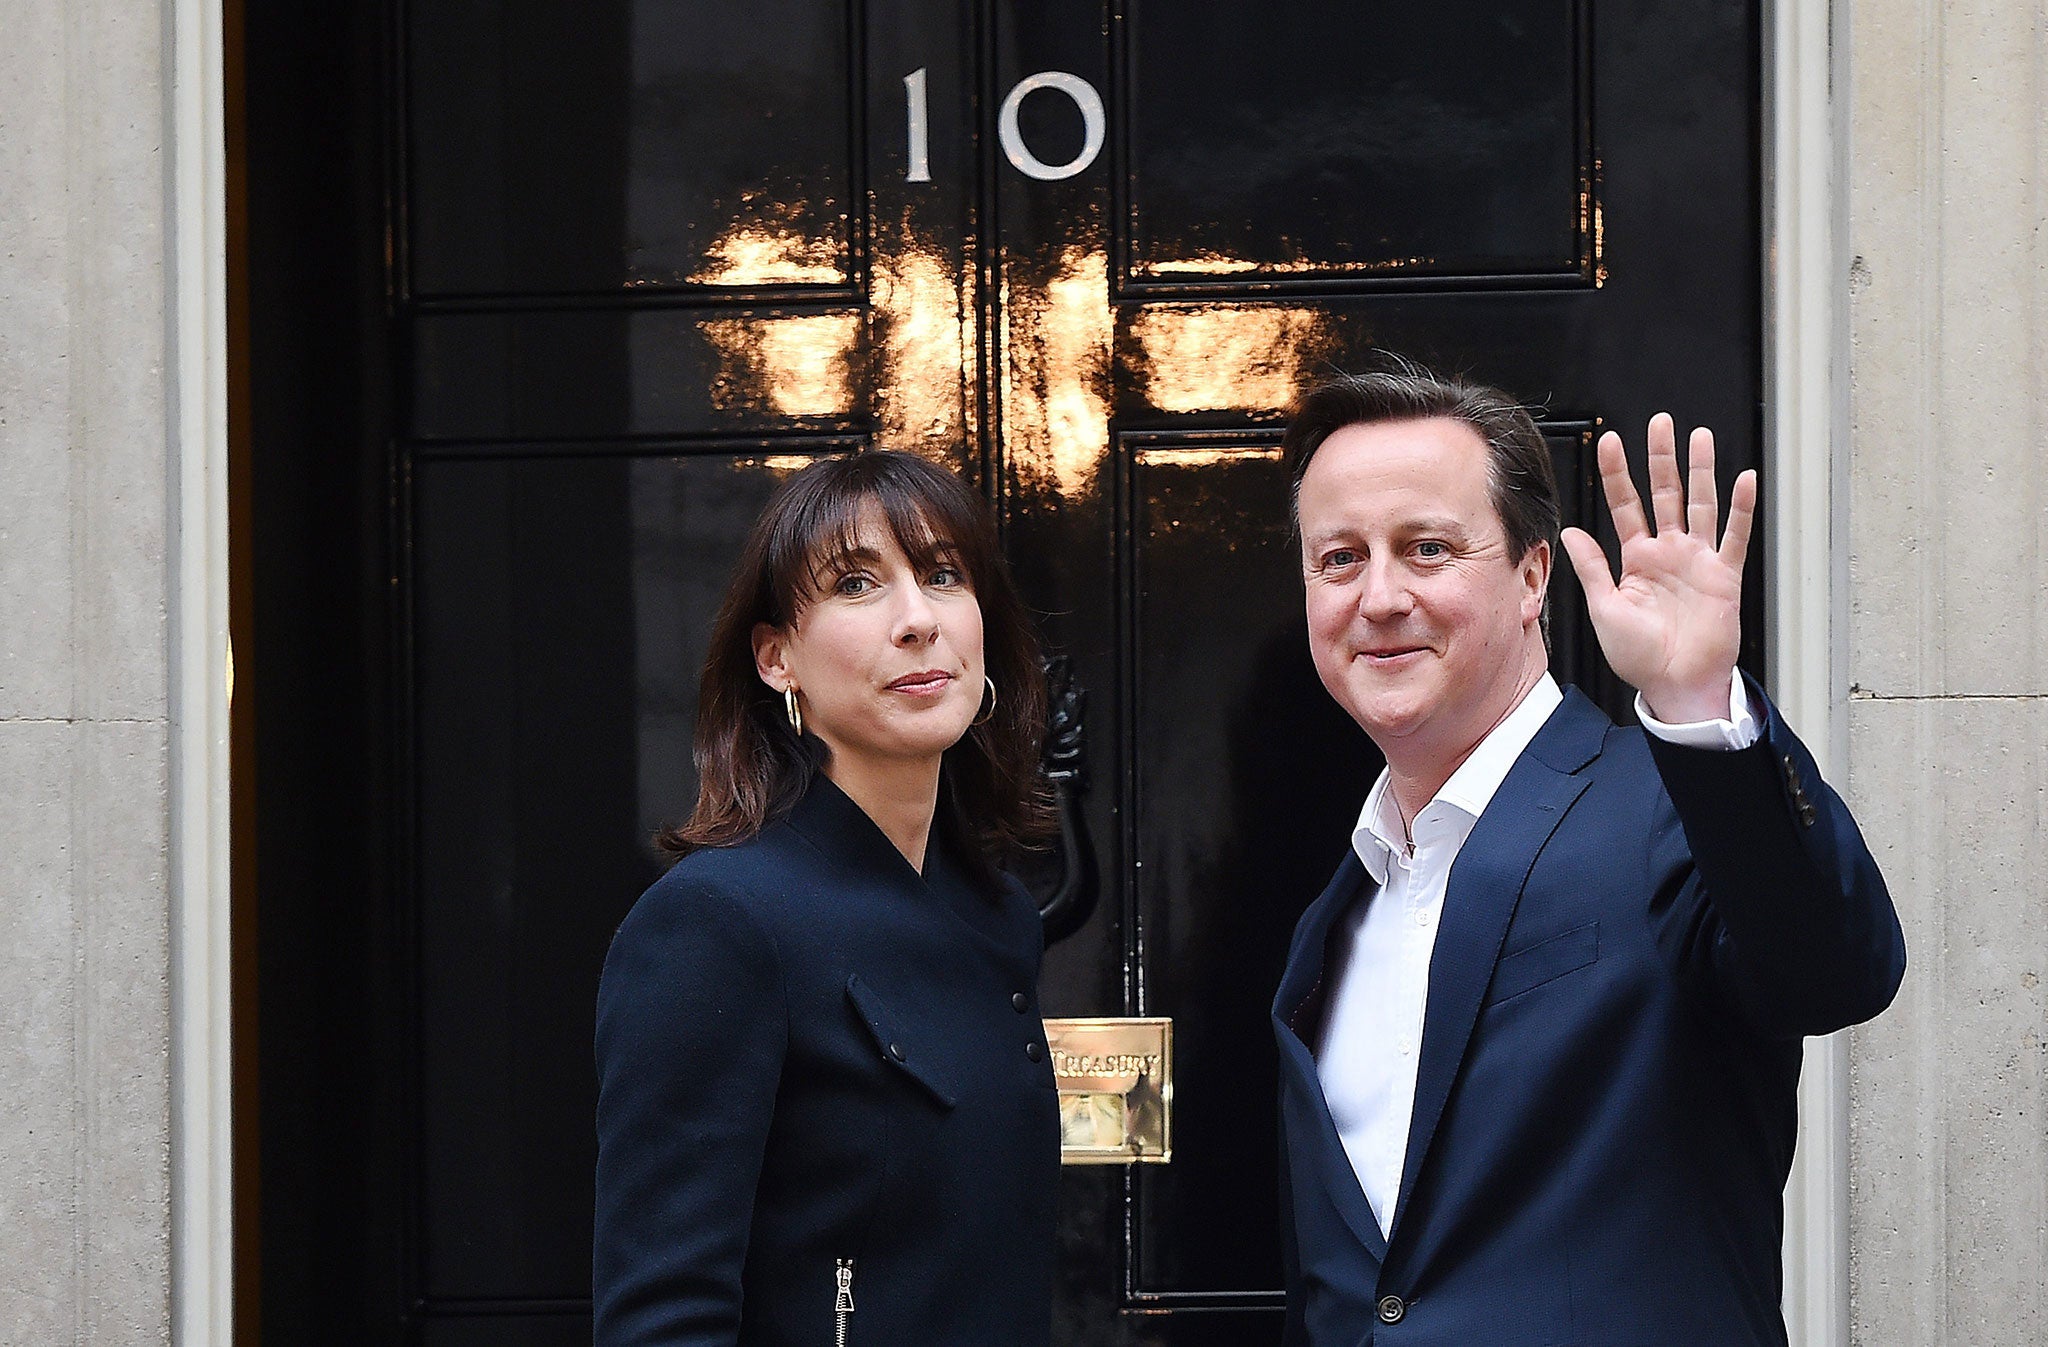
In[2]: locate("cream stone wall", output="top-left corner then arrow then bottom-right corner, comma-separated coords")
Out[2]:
0,0 -> 176,1341
1846,0 -> 2048,1342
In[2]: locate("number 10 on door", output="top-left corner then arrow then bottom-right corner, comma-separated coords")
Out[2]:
903,67 -> 1107,183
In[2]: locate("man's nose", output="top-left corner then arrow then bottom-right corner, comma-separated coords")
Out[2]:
1357,558 -> 1412,621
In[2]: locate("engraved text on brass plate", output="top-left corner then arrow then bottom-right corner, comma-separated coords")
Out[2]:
1043,1017 -> 1172,1165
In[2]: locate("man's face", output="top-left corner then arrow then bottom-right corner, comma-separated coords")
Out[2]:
1297,416 -> 1550,768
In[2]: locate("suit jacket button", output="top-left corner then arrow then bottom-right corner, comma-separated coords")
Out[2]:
888,1042 -> 906,1062
1376,1294 -> 1406,1324
1012,992 -> 1030,1013
1025,1041 -> 1044,1062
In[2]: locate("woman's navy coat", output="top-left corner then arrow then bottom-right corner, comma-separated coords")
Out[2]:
594,774 -> 1059,1346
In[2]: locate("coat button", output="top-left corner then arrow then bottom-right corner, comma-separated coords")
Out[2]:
1799,804 -> 1818,827
1376,1294 -> 1406,1324
1012,992 -> 1029,1013
1025,1041 -> 1043,1062
888,1042 -> 905,1062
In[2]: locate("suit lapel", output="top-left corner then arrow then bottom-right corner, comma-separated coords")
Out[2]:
1274,852 -> 1368,1036
1389,691 -> 1607,1238
1273,854 -> 1390,1262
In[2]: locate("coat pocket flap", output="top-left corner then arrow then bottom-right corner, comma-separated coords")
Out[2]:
845,974 -> 958,1108
1487,920 -> 1601,1007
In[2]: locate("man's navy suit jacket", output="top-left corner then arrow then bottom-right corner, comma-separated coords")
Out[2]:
1273,683 -> 1905,1347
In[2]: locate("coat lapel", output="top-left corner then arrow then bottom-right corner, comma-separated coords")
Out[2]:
1389,690 -> 1608,1238
1273,853 -> 1390,1263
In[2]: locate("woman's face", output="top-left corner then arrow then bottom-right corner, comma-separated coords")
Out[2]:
752,501 -> 987,778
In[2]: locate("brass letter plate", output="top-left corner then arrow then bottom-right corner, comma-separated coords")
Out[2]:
1043,1017 -> 1172,1164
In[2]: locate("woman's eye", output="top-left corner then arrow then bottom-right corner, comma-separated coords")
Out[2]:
928,565 -> 963,587
835,573 -> 874,596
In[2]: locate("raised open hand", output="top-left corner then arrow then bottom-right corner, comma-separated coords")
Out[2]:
1559,413 -> 1757,724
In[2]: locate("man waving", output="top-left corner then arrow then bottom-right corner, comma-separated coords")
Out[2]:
1273,360 -> 1904,1346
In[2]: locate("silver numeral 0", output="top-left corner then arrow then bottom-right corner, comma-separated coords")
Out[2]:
998,71 -> 1105,181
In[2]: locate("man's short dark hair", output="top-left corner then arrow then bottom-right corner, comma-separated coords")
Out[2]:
1282,356 -> 1561,568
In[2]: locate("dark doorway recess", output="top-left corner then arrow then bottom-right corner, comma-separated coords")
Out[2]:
239,0 -> 1763,1343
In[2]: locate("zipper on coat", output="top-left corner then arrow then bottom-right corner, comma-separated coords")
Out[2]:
834,1258 -> 856,1347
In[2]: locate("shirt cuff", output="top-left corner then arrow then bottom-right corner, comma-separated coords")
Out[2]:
1634,670 -> 1760,751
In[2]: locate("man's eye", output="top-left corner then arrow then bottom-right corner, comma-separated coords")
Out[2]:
1322,549 -> 1362,570
1415,541 -> 1449,560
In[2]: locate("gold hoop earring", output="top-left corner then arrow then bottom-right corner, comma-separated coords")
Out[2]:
784,685 -> 803,736
972,675 -> 997,727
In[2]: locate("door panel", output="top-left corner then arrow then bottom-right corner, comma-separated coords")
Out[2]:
1122,2 -> 1588,285
408,309 -> 870,440
404,0 -> 859,298
249,0 -> 1762,1341
410,453 -> 820,1304
417,1319 -> 592,1347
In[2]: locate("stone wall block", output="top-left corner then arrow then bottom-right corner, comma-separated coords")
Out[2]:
1926,0 -> 2045,698
1850,0 -> 2047,698
1846,0 -> 1933,700
74,719 -> 171,1345
0,723 -> 78,1341
1848,697 -> 2048,1345
0,0 -> 77,720
65,0 -> 169,723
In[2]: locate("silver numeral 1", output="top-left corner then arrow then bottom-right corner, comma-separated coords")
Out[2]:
904,67 -> 931,183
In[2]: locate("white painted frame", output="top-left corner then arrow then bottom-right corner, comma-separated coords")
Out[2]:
158,1 -> 1849,1340
168,0 -> 233,1339
1764,0 -> 1852,1344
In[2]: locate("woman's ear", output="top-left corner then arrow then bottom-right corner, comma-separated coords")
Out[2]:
752,622 -> 791,690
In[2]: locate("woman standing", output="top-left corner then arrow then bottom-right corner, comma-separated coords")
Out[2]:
594,451 -> 1059,1347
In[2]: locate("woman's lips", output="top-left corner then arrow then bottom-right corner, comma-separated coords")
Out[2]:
887,670 -> 955,696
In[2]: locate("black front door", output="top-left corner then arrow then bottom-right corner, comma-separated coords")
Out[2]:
245,1 -> 1761,1343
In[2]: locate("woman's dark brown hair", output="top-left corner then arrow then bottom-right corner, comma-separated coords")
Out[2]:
659,451 -> 1054,885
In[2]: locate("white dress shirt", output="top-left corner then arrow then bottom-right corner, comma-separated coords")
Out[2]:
1315,672 -> 1758,1237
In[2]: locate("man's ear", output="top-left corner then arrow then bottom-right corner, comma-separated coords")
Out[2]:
1520,539 -> 1553,626
752,622 -> 791,690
